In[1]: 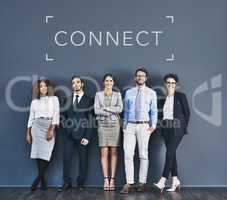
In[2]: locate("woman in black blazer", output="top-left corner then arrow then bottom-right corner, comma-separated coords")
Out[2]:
154,73 -> 190,193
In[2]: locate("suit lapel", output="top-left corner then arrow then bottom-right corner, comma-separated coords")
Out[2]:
100,91 -> 105,106
70,93 -> 86,111
71,95 -> 74,104
77,93 -> 86,108
110,91 -> 115,106
173,92 -> 177,118
100,91 -> 113,106
162,96 -> 166,114
69,95 -> 74,110
162,93 -> 177,118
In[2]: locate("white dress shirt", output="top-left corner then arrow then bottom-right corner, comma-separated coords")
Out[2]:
27,96 -> 60,128
163,95 -> 174,120
73,91 -> 84,104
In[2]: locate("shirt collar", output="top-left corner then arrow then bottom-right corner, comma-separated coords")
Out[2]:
136,84 -> 146,90
73,91 -> 84,98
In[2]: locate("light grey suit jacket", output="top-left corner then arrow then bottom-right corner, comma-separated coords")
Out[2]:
94,91 -> 123,121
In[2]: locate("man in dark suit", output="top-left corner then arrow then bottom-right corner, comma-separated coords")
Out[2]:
58,75 -> 94,192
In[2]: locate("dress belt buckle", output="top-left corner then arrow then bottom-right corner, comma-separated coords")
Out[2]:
40,117 -> 52,120
136,121 -> 149,124
128,121 -> 149,124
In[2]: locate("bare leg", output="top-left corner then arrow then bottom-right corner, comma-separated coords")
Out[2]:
101,147 -> 109,189
110,147 -> 118,190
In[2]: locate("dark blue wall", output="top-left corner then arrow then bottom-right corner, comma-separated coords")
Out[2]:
0,0 -> 226,186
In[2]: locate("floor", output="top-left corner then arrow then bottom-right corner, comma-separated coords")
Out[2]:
0,187 -> 227,200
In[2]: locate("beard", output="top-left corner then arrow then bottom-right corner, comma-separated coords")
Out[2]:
74,86 -> 82,92
136,80 -> 145,86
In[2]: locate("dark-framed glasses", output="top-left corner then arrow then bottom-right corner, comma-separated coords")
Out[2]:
166,81 -> 176,85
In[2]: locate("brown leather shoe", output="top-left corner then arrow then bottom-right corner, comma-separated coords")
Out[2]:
120,184 -> 133,194
137,183 -> 145,192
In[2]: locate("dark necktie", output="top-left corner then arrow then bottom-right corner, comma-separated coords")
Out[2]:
74,95 -> 79,108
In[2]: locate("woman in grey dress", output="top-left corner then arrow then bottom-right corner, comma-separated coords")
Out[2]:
94,74 -> 123,191
26,79 -> 60,191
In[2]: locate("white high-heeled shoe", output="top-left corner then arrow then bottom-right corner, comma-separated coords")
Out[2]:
153,177 -> 166,193
166,178 -> 180,192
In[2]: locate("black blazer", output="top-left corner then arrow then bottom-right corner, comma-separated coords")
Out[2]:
158,91 -> 190,136
61,94 -> 94,141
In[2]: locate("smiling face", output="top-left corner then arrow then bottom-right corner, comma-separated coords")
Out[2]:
103,76 -> 114,90
39,81 -> 48,96
165,77 -> 176,95
135,70 -> 147,86
72,77 -> 83,92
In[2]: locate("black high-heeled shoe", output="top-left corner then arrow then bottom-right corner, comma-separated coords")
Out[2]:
30,177 -> 40,192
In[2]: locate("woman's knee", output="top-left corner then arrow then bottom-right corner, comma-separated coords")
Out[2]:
110,147 -> 118,157
101,147 -> 109,158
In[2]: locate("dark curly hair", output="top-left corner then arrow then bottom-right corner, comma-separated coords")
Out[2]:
164,73 -> 179,83
134,67 -> 149,77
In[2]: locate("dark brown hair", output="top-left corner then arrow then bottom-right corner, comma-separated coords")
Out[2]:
134,67 -> 149,77
71,75 -> 84,84
102,73 -> 115,83
32,79 -> 54,99
164,73 -> 179,83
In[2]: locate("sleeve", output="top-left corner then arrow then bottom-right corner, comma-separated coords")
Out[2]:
104,92 -> 123,114
84,98 -> 95,141
123,91 -> 129,129
180,93 -> 190,126
94,92 -> 110,116
157,98 -> 164,120
149,91 -> 158,129
59,96 -> 68,131
27,100 -> 35,128
52,97 -> 60,125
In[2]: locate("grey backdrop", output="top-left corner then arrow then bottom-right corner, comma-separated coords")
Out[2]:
0,0 -> 226,187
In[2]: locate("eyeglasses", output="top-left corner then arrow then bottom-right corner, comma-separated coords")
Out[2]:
136,75 -> 146,78
166,81 -> 176,85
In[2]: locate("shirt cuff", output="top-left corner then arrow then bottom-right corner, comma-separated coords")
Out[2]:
123,121 -> 128,129
52,120 -> 59,125
149,121 -> 156,129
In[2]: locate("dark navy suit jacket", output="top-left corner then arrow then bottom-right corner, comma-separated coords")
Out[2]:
61,94 -> 94,141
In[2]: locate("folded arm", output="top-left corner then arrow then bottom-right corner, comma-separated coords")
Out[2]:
94,93 -> 111,116
103,92 -> 123,114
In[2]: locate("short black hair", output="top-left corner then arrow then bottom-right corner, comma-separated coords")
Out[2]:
135,67 -> 148,77
102,73 -> 115,83
164,73 -> 179,83
71,75 -> 84,83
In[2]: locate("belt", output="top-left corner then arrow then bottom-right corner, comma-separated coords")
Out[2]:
128,121 -> 149,124
39,117 -> 52,120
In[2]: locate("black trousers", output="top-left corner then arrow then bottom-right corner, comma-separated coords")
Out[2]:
35,159 -> 49,181
63,134 -> 89,186
162,120 -> 183,179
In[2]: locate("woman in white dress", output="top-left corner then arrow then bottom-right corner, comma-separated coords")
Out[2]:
26,79 -> 60,191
